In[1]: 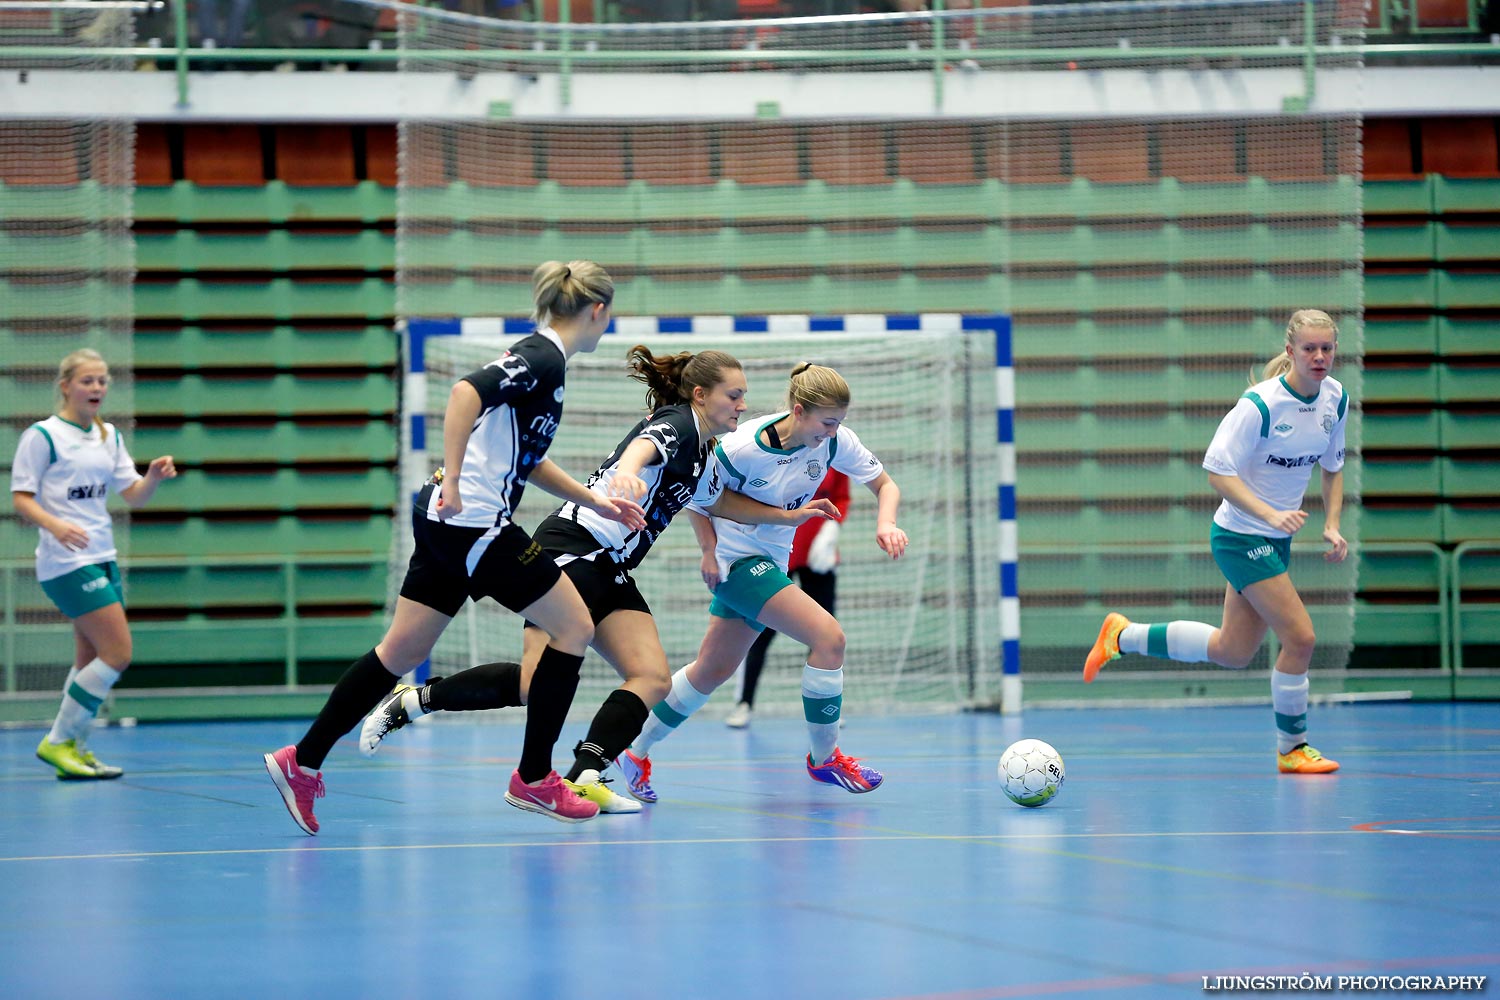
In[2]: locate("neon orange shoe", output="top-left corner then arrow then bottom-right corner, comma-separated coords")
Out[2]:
1083,612 -> 1130,683
1278,744 -> 1339,774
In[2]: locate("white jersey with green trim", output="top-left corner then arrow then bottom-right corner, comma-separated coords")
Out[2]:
691,412 -> 884,578
9,416 -> 142,581
1202,374 -> 1348,538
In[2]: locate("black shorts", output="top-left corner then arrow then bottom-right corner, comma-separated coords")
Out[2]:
399,503 -> 562,618
528,516 -> 651,627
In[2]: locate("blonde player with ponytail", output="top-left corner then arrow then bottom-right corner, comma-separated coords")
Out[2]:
1083,310 -> 1350,774
11,349 -> 177,779
618,361 -> 909,800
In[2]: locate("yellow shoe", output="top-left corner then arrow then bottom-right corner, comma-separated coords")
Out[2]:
564,769 -> 642,814
1083,612 -> 1131,683
1278,744 -> 1339,774
76,747 -> 124,779
36,738 -> 104,780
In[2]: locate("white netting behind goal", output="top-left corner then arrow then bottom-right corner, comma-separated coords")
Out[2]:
402,325 -> 999,716
1,4 -> 137,690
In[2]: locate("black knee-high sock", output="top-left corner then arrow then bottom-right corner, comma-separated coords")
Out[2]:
423,661 -> 522,712
517,645 -> 583,784
296,649 -> 398,770
565,689 -> 649,781
741,627 -> 777,708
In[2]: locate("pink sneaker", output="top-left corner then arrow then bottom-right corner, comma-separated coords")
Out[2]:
505,769 -> 599,823
263,745 -> 325,835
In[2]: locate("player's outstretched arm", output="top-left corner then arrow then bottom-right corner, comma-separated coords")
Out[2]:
120,455 -> 177,508
708,489 -> 837,527
531,458 -> 646,529
865,471 -> 907,559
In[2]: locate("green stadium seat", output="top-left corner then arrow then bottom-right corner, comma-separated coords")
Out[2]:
125,560 -> 388,611
1363,457 -> 1442,497
1433,222 -> 1500,262
1437,271 -> 1500,309
0,229 -> 115,273
1364,222 -> 1435,262
1360,503 -> 1444,542
135,230 -> 393,274
1358,548 -> 1445,593
1439,363 -> 1500,403
130,514 -> 392,558
1363,316 -> 1438,355
147,468 -> 398,514
1361,363 -> 1440,404
1440,411 -> 1500,450
1437,316 -> 1500,356
133,277 -> 393,322
133,181 -> 395,224
1363,177 -> 1432,214
134,325 -> 396,370
1365,269 -> 1438,309
1442,458 -> 1500,498
1432,176 -> 1500,214
134,373 -> 395,418
1362,410 -> 1440,450
132,420 -> 397,466
1446,504 -> 1500,543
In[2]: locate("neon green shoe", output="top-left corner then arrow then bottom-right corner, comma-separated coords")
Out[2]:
36,738 -> 104,780
76,747 -> 124,779
564,769 -> 642,814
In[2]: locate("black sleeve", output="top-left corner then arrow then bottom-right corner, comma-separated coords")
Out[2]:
637,405 -> 699,464
462,350 -> 539,412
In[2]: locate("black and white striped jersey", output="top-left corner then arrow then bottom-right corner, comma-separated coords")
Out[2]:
548,403 -> 708,571
420,328 -> 567,528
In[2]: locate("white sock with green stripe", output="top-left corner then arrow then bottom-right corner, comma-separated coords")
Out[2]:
1272,668 -> 1309,754
1118,621 -> 1215,663
47,658 -> 121,744
802,665 -> 843,764
631,664 -> 712,756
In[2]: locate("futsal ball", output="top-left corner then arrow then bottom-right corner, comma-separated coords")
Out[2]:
998,739 -> 1065,807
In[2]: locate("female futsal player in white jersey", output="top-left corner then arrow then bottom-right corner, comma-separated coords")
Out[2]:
12,349 -> 177,780
263,260 -> 648,833
356,346 -> 838,813
1083,309 -> 1349,774
619,361 -> 908,800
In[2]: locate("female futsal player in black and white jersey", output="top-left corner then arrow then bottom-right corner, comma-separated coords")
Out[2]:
263,260 -> 646,833
357,346 -> 837,813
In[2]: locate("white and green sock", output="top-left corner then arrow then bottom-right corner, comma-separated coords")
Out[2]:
631,664 -> 712,756
1119,621 -> 1215,663
1271,668 -> 1309,754
47,658 -> 121,745
802,665 -> 843,764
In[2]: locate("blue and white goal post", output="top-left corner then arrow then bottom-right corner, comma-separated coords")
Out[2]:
400,313 -> 1020,715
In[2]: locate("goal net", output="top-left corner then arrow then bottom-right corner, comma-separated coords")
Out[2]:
394,0 -> 1365,698
399,317 -> 1003,716
1,2 -> 138,691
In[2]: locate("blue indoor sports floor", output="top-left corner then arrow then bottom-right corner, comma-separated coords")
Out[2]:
3,701 -> 1497,999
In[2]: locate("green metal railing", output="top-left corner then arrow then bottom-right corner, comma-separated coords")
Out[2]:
1,554 -> 387,693
7,0 -> 1499,111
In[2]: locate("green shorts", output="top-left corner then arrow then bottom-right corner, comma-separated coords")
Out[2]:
1211,524 -> 1292,593
41,561 -> 124,619
708,555 -> 794,632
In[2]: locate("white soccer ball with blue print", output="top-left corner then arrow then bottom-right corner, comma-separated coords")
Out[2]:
998,739 -> 1065,807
